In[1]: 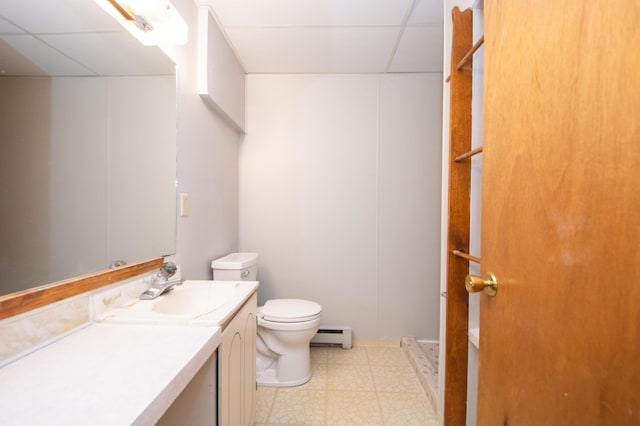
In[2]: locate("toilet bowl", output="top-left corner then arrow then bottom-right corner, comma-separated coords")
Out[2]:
256,299 -> 322,387
210,253 -> 323,388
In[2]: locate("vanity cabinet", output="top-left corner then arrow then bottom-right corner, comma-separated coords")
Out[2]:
218,292 -> 257,425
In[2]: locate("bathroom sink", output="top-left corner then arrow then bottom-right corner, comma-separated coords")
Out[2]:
151,282 -> 236,315
99,280 -> 258,326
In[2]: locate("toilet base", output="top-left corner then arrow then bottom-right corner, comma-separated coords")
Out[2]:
257,368 -> 311,387
255,305 -> 322,388
256,346 -> 314,387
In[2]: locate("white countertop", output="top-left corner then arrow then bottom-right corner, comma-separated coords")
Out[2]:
0,323 -> 221,426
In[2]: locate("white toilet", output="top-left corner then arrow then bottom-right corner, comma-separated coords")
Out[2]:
211,253 -> 322,387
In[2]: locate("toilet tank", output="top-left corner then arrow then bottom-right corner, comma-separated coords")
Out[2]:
211,252 -> 258,281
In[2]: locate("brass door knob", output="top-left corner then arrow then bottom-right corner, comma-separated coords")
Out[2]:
465,272 -> 498,297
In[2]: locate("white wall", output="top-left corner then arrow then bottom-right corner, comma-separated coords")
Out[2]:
239,73 -> 442,340
164,0 -> 242,279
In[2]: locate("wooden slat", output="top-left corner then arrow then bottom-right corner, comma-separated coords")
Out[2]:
456,35 -> 485,71
444,6 -> 474,426
452,250 -> 481,264
445,35 -> 484,83
0,257 -> 163,320
454,146 -> 483,162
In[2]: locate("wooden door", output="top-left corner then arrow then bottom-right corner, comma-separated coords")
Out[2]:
478,1 -> 640,424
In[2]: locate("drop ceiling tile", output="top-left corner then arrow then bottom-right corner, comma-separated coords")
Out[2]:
388,25 -> 443,73
0,16 -> 24,34
0,0 -> 121,34
1,35 -> 94,75
41,33 -> 176,76
226,26 -> 400,73
407,0 -> 443,25
200,0 -> 413,27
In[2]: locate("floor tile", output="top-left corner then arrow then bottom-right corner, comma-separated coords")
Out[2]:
326,391 -> 383,425
371,364 -> 424,393
367,346 -> 409,366
268,388 -> 326,425
256,386 -> 277,423
327,363 -> 375,391
310,346 -> 329,364
299,363 -> 327,390
327,346 -> 368,365
378,392 -> 439,426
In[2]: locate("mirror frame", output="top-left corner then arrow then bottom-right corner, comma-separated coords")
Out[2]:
0,257 -> 163,321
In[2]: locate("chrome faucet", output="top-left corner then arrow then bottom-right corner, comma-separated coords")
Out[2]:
140,262 -> 182,300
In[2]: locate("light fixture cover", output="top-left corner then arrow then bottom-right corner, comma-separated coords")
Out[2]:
96,0 -> 188,46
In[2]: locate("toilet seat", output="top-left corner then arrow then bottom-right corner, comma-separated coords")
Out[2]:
257,315 -> 321,331
260,299 -> 322,323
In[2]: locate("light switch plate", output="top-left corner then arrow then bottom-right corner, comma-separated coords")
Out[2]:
180,193 -> 189,217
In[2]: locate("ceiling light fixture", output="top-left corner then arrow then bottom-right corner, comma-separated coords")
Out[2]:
95,0 -> 188,46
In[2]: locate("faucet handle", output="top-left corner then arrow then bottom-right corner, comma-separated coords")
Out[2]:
159,262 -> 177,278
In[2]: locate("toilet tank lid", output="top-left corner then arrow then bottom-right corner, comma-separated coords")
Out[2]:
211,252 -> 258,269
261,299 -> 322,321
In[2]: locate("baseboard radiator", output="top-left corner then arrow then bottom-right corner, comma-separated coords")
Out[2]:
311,326 -> 352,349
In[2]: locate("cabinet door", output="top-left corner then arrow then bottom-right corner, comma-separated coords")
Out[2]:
219,293 -> 257,425
219,329 -> 243,424
242,307 -> 257,425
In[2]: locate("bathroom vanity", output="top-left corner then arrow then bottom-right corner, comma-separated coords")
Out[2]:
158,291 -> 257,426
0,276 -> 258,425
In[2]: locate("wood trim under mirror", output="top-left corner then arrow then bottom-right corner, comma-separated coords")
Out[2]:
0,257 -> 164,321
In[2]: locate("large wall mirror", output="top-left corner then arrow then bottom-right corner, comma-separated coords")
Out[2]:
0,0 -> 177,298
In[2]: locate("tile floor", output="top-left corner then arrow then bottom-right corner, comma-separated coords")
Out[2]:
255,345 -> 440,425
